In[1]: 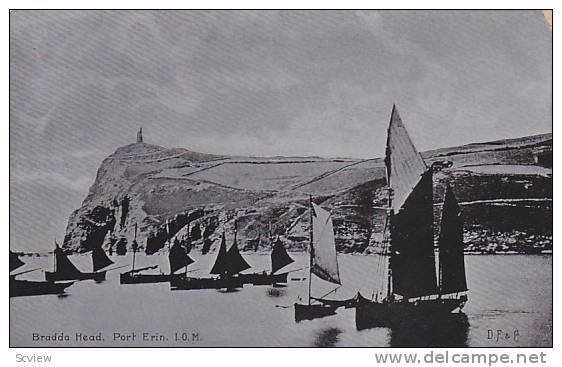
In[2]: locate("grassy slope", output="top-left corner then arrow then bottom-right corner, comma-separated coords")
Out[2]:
63,133 -> 552,253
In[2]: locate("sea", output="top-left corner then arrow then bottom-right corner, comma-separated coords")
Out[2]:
10,253 -> 552,347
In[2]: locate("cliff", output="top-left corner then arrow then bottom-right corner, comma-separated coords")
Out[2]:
63,133 -> 552,254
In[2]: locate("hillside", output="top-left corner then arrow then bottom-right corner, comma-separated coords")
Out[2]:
62,133 -> 552,255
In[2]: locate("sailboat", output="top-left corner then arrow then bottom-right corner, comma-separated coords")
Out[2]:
171,226 -> 249,290
294,198 -> 342,322
121,237 -> 195,284
239,236 -> 295,286
10,251 -> 73,297
355,105 -> 468,330
45,241 -> 112,282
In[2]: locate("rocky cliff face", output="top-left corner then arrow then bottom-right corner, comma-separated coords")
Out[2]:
63,134 -> 552,254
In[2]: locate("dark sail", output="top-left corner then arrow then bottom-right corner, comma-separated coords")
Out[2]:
271,238 -> 294,274
210,233 -> 228,275
225,238 -> 251,275
10,251 -> 25,272
438,185 -> 468,294
386,106 -> 437,298
54,245 -> 82,277
92,246 -> 114,272
389,171 -> 438,298
169,239 -> 194,274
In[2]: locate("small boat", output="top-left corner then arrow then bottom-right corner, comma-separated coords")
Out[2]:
294,197 -> 342,322
10,276 -> 74,297
121,236 -> 194,284
311,293 -> 359,309
120,224 -> 185,284
10,251 -> 73,297
238,237 -> 294,286
355,106 -> 468,331
171,275 -> 244,290
171,227 -> 250,291
45,241 -> 113,282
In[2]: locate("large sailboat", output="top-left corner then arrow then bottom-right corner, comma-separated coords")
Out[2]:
355,105 -> 468,330
45,241 -> 113,282
171,226 -> 250,290
294,198 -> 342,322
238,236 -> 294,286
10,251 -> 73,297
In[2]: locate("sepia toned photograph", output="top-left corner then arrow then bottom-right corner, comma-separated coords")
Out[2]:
9,10 -> 552,348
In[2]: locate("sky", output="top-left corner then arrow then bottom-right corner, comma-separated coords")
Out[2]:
10,10 -> 552,252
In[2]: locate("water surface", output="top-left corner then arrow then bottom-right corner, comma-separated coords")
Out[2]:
10,253 -> 552,347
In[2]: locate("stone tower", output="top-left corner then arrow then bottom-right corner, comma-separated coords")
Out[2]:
136,128 -> 143,143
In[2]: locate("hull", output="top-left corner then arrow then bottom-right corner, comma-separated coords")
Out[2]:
294,303 -> 338,322
170,276 -> 244,290
119,273 -> 175,284
355,295 -> 467,330
45,271 -> 106,282
10,278 -> 73,297
238,272 -> 288,286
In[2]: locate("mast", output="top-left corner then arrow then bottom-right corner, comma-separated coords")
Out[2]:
234,219 -> 237,245
185,222 -> 190,276
385,124 -> 393,300
166,219 -> 170,251
53,240 -> 57,272
308,195 -> 314,305
132,223 -> 137,271
385,212 -> 392,300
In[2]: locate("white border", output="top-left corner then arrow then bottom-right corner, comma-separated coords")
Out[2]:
2,2 -> 558,367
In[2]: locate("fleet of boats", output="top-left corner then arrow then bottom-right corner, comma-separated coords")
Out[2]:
10,105 -> 470,331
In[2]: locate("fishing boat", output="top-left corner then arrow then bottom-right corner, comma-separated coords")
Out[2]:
120,237 -> 194,284
10,251 -> 73,297
294,197 -> 342,322
45,241 -> 113,282
170,228 -> 248,290
120,224 -> 181,284
238,237 -> 294,286
355,105 -> 468,330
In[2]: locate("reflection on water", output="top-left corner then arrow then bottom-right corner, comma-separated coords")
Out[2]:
9,253 -> 551,347
216,288 -> 241,294
266,287 -> 286,298
314,327 -> 342,347
390,313 -> 469,347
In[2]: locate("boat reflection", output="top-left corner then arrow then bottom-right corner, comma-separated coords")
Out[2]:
389,312 -> 469,347
313,327 -> 343,347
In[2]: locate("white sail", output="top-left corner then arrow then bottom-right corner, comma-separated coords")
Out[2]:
385,105 -> 428,212
311,203 -> 341,284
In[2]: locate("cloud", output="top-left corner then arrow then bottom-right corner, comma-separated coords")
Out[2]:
9,10 -> 552,251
